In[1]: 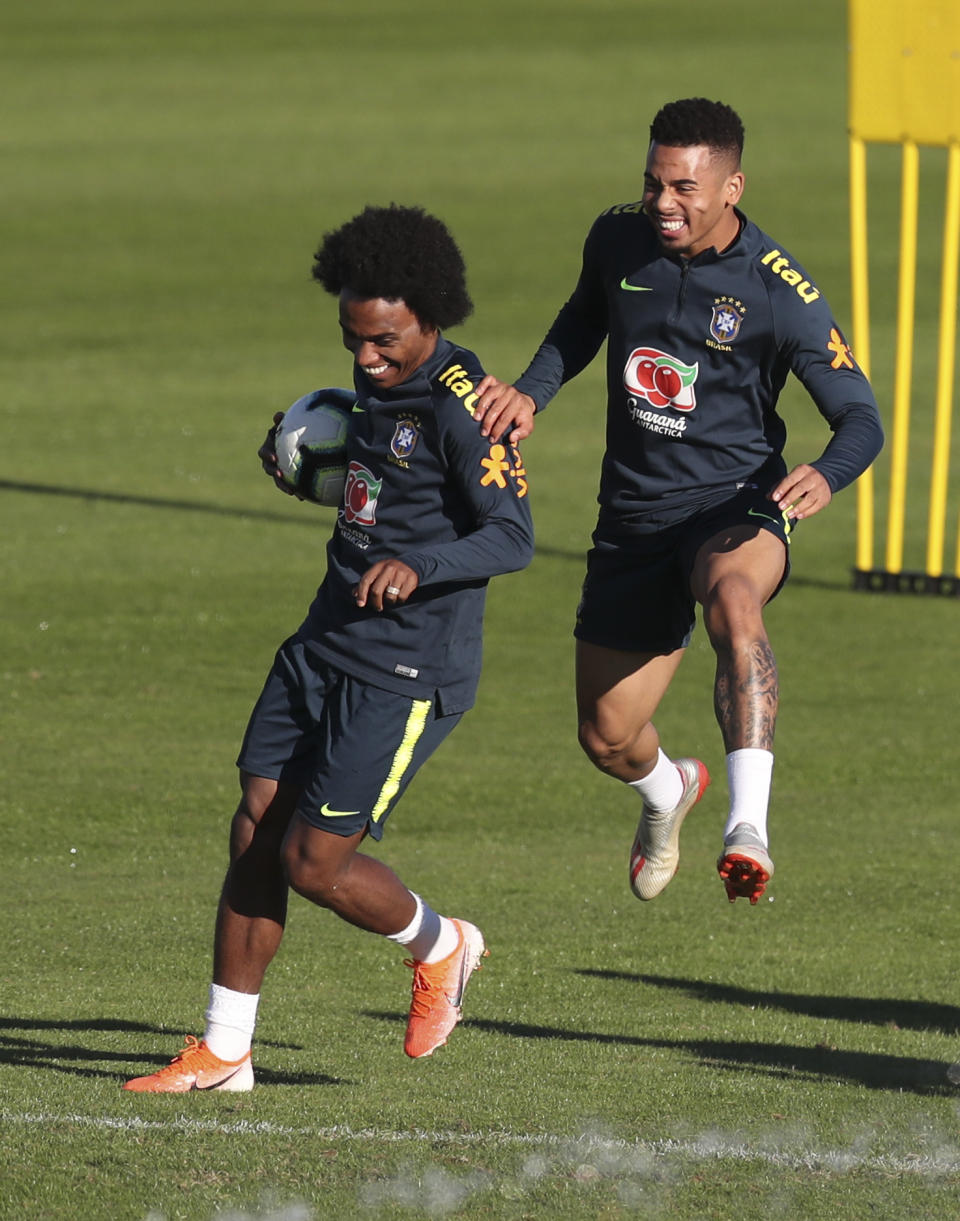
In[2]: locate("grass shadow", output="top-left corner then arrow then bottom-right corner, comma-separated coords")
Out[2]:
0,478 -> 583,561
362,1010 -> 956,1095
0,1015 -> 342,1085
0,1015 -> 302,1049
575,970 -> 960,1035
0,478 -> 301,526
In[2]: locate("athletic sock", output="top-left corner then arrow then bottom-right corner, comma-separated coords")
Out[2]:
386,892 -> 459,964
723,748 -> 774,845
627,748 -> 683,812
203,983 -> 259,1061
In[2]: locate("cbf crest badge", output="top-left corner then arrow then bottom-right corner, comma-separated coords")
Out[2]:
391,418 -> 420,462
710,297 -> 746,344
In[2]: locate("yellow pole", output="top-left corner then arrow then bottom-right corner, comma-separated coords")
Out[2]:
926,140 -> 960,578
955,506 -> 960,578
849,134 -> 874,574
885,139 -> 919,575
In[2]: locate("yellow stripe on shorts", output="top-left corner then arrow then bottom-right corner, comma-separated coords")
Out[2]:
371,698 -> 432,823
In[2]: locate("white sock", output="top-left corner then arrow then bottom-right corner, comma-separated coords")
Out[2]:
386,892 -> 459,964
203,983 -> 259,1061
724,748 -> 774,845
628,749 -> 683,812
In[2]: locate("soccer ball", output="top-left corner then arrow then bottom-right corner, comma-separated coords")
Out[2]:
273,387 -> 354,506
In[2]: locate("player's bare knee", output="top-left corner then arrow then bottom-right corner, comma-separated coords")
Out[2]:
230,797 -> 292,865
230,774 -> 299,860
578,718 -> 633,773
281,838 -> 340,907
238,773 -> 280,821
281,842 -> 317,900
228,805 -> 258,859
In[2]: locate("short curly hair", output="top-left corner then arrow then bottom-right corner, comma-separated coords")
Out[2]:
649,98 -> 744,165
311,204 -> 473,331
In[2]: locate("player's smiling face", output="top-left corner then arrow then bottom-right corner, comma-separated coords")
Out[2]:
338,291 -> 438,391
642,142 -> 744,259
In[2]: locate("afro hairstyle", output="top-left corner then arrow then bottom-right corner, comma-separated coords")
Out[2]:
312,203 -> 473,332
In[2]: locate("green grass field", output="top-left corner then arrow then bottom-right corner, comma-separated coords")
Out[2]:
3,1 -> 959,1218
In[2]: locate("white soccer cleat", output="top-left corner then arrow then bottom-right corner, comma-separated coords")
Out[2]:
717,822 -> 775,905
629,758 -> 710,900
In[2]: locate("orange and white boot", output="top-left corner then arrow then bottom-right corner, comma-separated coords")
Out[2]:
123,1036 -> 253,1093
404,919 -> 487,1059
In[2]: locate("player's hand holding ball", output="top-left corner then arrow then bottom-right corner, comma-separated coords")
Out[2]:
259,412 -> 298,496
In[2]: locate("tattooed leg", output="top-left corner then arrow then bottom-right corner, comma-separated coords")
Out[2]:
691,526 -> 786,752
713,637 -> 779,752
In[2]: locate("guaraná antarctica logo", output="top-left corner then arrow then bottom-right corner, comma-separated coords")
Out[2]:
343,461 -> 382,527
624,346 -> 699,412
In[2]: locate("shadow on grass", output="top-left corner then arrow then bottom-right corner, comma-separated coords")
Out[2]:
0,477 -> 584,563
0,1015 -> 341,1086
363,1010 -> 955,1095
0,478 -> 305,527
2,478 -> 854,583
0,1015 -> 302,1048
575,970 -> 960,1035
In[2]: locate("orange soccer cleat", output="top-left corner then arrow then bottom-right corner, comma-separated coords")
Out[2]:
404,919 -> 487,1059
123,1036 -> 254,1093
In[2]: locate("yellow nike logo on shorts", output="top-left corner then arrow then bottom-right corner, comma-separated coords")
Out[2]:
747,505 -> 793,538
320,802 -> 361,818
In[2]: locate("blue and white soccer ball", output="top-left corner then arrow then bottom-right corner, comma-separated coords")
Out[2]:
273,387 -> 354,506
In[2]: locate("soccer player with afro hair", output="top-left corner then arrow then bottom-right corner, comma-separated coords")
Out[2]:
124,204 -> 533,1092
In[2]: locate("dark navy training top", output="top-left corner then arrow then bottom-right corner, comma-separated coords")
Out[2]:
300,337 -> 534,713
515,205 -> 883,539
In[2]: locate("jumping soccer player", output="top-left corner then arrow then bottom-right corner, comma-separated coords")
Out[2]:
472,98 -> 883,905
124,205 -> 534,1092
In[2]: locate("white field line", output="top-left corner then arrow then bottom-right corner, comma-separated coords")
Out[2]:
2,1109 -> 960,1177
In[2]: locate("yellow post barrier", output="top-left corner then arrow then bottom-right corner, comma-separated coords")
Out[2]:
884,139 -> 918,577
926,140 -> 960,576
849,134 -> 874,574
848,0 -> 960,595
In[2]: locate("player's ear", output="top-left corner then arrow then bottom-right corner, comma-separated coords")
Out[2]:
726,172 -> 745,206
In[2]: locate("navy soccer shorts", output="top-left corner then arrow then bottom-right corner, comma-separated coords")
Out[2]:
236,636 -> 461,840
574,483 -> 796,654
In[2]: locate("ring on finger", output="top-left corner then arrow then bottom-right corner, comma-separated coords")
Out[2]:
386,585 -> 401,596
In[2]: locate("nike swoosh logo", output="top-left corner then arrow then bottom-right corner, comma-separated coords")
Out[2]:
320,802 -> 362,818
446,951 -> 472,1009
620,277 -> 653,292
352,404 -> 364,413
746,507 -> 781,525
195,1065 -> 245,1090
